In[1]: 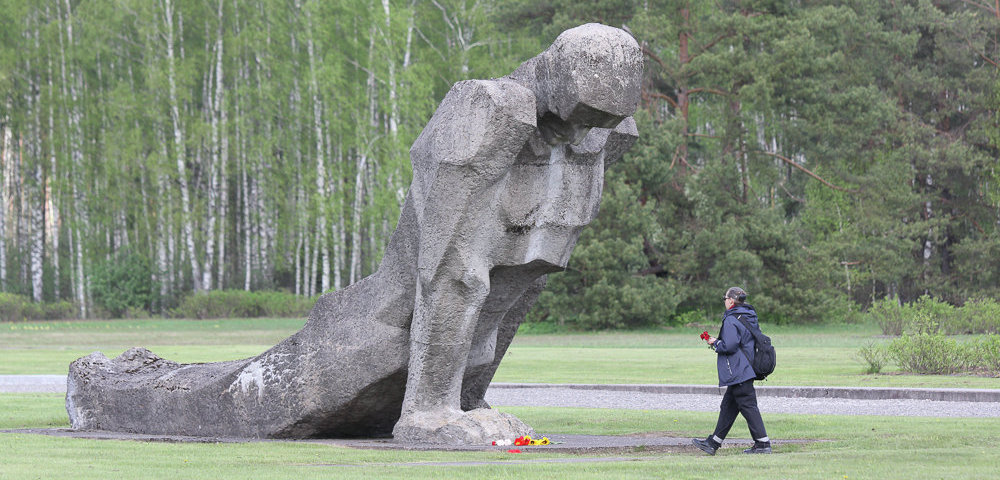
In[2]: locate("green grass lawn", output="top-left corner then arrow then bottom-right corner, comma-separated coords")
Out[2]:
2,319 -> 998,478
1,393 -> 997,479
4,318 -> 998,389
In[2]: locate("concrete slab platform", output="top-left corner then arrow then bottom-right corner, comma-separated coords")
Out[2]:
0,428 -> 811,454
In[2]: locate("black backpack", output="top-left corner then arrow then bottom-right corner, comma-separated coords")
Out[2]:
736,315 -> 776,381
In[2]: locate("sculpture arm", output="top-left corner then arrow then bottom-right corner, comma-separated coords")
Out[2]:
396,79 -> 537,431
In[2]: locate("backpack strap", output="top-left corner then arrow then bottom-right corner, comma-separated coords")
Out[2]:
735,314 -> 765,344
734,314 -> 753,360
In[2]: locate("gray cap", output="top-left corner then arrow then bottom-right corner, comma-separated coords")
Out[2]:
725,287 -> 747,302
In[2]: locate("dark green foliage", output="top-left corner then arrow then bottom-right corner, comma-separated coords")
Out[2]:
89,252 -> 159,319
530,171 -> 682,329
1,0 -> 998,326
171,290 -> 313,319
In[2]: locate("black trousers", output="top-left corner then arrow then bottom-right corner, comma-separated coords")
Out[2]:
713,379 -> 768,442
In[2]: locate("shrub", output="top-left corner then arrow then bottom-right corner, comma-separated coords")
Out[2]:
0,293 -> 76,321
864,295 -> 987,336
172,290 -> 312,319
856,342 -> 889,374
867,297 -> 906,336
0,292 -> 30,321
674,309 -> 713,327
909,295 -> 954,334
954,299 -> 1000,335
972,334 -> 1000,375
90,251 -> 158,318
40,301 -> 76,320
255,291 -> 314,317
888,333 -> 964,375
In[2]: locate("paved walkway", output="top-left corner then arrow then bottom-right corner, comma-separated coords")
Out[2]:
5,375 -> 999,417
0,375 -> 66,393
486,383 -> 1000,418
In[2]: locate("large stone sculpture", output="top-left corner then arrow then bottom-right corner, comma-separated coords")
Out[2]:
66,23 -> 642,444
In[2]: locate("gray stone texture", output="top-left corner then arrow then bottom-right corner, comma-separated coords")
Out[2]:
66,23 -> 642,444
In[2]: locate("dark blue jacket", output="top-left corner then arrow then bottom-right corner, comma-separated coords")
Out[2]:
713,303 -> 759,386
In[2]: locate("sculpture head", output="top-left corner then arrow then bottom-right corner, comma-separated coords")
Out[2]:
510,23 -> 643,144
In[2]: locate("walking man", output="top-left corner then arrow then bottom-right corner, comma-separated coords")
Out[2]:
693,287 -> 772,455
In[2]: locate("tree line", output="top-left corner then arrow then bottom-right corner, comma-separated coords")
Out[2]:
0,0 -> 527,316
0,0 -> 997,325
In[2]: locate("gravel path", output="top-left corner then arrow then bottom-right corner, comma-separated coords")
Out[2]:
4,375 -> 998,418
0,375 -> 66,393
484,386 -> 1000,418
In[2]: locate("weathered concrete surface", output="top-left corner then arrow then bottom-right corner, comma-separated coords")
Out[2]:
6,428 -> 804,455
66,23 -> 642,444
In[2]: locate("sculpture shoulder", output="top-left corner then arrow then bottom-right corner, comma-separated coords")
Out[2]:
442,79 -> 536,127
410,79 -> 537,170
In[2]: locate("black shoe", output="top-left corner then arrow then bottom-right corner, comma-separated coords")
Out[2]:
692,437 -> 720,455
743,442 -> 772,454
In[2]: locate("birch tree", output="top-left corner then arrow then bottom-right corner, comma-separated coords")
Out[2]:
162,0 -> 202,293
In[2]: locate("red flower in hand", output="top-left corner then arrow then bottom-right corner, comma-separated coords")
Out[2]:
700,331 -> 710,340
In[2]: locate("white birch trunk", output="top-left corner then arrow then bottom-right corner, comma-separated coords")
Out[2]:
320,127 -> 335,294
26,17 -> 44,303
348,24 -> 379,285
233,63 -> 248,291
163,0 -> 202,292
216,0 -> 230,290
241,152 -> 252,291
0,110 -> 9,290
201,29 -> 217,292
258,163 -> 272,282
323,117 -> 337,292
46,46 -> 60,301
382,0 -> 399,136
303,227 -> 312,297
294,229 -> 303,296
30,129 -> 44,304
60,0 -> 88,317
13,132 -> 24,289
367,160 -> 379,273
404,1 -> 415,69
137,167 -> 155,307
336,159 -> 346,291
301,0 -> 329,294
165,181 -> 177,293
309,226 -> 320,297
156,173 -> 170,300
288,18 -> 307,295
349,151 -> 366,284
202,0 -> 226,291
252,168 -> 262,286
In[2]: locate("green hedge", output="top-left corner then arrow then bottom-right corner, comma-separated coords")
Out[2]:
865,296 -> 1000,336
171,290 -> 314,319
859,333 -> 1000,376
0,293 -> 75,321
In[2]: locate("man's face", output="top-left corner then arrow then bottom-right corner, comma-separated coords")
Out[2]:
496,132 -> 607,269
